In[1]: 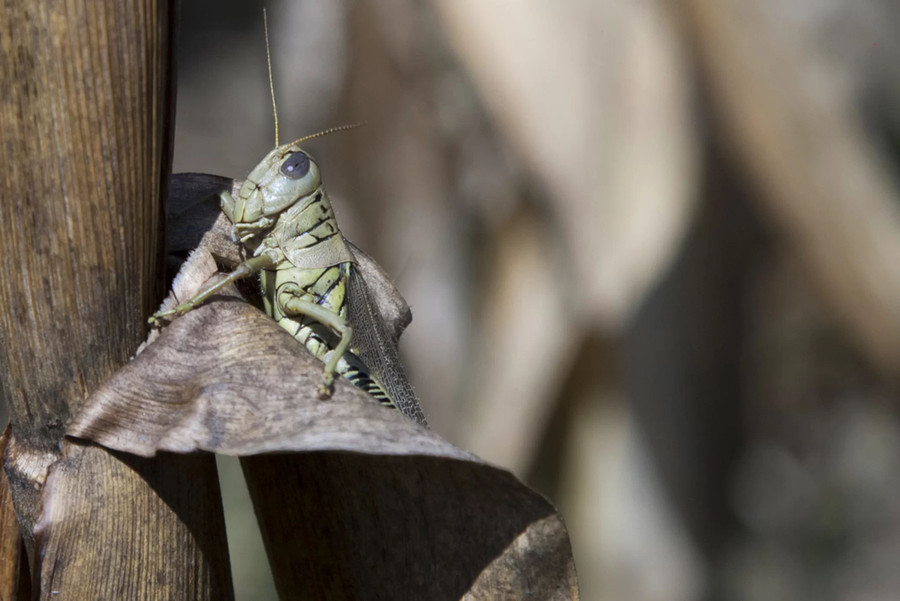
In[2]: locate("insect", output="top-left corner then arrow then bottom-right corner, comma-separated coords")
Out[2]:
150,12 -> 426,425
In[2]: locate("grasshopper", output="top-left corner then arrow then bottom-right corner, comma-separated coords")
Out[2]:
150,14 -> 426,425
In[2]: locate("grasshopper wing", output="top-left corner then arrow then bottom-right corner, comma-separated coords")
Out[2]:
346,241 -> 412,340
347,242 -> 426,426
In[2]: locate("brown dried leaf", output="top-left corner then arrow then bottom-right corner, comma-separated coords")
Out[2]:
242,453 -> 579,600
66,282 -> 579,597
69,278 -> 577,599
33,440 -> 232,599
68,282 -> 445,458
167,174 -> 243,268
463,514 -> 579,600
65,172 -> 580,598
68,291 -> 579,596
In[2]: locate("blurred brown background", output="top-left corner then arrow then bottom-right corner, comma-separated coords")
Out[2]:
118,0 -> 900,599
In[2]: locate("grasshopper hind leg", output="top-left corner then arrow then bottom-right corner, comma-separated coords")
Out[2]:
343,368 -> 396,408
299,325 -> 397,408
276,281 -> 354,399
273,265 -> 398,408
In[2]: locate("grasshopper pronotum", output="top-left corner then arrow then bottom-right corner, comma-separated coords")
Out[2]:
151,12 -> 426,425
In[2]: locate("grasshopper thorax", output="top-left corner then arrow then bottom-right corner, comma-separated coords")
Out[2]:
222,142 -> 322,227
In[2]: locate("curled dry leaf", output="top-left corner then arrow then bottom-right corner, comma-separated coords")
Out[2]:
65,172 -> 580,599
68,280 -> 455,458
33,440 -> 232,600
243,452 -> 578,600
2,426 -> 232,600
67,280 -> 578,597
166,173 -> 245,268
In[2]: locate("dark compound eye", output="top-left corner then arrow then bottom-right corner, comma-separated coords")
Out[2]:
280,152 -> 311,180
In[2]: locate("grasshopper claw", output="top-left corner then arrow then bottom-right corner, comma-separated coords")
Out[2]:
317,373 -> 335,400
148,308 -> 177,326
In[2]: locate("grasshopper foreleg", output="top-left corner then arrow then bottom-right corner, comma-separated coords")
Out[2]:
279,293 -> 354,400
149,254 -> 276,325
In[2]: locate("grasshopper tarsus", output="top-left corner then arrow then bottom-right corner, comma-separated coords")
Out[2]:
317,381 -> 334,400
148,300 -> 198,326
147,311 -> 172,327
317,368 -> 336,400
149,304 -> 187,325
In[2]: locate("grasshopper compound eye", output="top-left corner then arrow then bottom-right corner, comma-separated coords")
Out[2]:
280,152 -> 311,179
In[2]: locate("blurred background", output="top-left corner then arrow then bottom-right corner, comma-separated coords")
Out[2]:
171,1 -> 900,599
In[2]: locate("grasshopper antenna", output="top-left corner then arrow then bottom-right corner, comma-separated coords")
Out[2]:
264,8 -> 279,147
264,9 -> 364,149
287,122 -> 367,147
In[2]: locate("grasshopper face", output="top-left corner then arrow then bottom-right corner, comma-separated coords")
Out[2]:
222,143 -> 322,226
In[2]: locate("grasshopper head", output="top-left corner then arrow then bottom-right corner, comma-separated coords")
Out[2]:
224,143 -> 322,225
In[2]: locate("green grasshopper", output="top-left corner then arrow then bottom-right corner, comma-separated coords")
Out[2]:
150,15 -> 425,425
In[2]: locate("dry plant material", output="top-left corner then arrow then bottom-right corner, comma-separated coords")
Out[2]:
678,0 -> 900,378
69,283 -> 445,458
0,429 -> 23,601
431,0 -> 698,475
0,3 -> 238,598
2,427 -> 233,600
435,0 -> 698,328
34,442 -> 232,599
243,453 -> 578,600
65,173 -> 580,599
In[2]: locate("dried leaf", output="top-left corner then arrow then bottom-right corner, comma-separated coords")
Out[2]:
67,271 -> 578,595
33,440 -> 232,599
242,453 -> 579,600
67,289 -> 578,595
463,514 -> 579,600
167,174 -> 243,268
64,172 -> 579,598
69,277 -> 457,458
